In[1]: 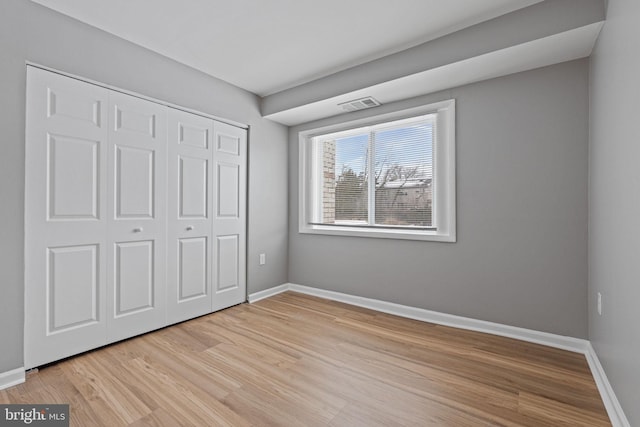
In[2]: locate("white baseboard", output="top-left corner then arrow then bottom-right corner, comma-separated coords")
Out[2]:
0,367 -> 25,391
287,283 -> 588,353
584,343 -> 631,427
250,283 -> 630,427
247,283 -> 289,303
251,283 -> 588,352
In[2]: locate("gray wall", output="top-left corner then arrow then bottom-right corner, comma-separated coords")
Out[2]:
0,0 -> 288,374
589,0 -> 640,423
289,60 -> 589,338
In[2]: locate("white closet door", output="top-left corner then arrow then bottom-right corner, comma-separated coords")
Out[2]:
106,91 -> 167,342
166,109 -> 213,324
211,121 -> 247,311
24,67 -> 109,369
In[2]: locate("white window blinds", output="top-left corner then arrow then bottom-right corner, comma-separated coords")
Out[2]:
312,114 -> 435,229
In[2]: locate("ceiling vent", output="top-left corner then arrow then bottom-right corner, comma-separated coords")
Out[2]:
338,96 -> 381,112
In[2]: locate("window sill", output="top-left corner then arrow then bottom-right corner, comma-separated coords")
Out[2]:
300,224 -> 456,242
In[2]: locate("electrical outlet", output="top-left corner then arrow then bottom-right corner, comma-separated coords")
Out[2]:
259,253 -> 266,265
597,292 -> 602,316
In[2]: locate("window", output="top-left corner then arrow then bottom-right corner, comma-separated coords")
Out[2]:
299,100 -> 456,242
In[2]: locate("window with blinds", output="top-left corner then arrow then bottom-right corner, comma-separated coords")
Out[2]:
312,115 -> 434,229
299,99 -> 456,242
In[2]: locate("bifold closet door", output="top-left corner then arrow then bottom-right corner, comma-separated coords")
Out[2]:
166,109 -> 213,324
106,91 -> 167,342
24,67 -> 109,369
212,122 -> 247,311
25,66 -> 248,368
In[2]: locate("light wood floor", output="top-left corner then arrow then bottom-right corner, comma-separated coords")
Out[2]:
1,292 -> 610,426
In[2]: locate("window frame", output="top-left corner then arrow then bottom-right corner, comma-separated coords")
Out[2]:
298,99 -> 456,242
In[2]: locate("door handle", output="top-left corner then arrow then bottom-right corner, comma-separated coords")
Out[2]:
133,227 -> 143,233
186,225 -> 194,231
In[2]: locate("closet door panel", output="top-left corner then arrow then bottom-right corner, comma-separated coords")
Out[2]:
114,241 -> 155,315
179,156 -> 208,218
216,234 -> 239,290
166,109 -> 213,324
178,237 -> 208,300
47,244 -> 100,332
217,163 -> 240,217
115,146 -> 155,218
48,134 -> 100,219
212,122 -> 246,311
107,91 -> 167,342
24,66 -> 108,369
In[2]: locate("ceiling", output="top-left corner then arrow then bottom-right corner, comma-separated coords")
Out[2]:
30,0 -> 543,96
264,22 -> 604,125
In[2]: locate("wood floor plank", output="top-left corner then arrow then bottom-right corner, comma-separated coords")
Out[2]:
137,336 -> 237,401
290,356 -> 505,426
121,357 -> 251,427
205,343 -> 346,420
518,391 -> 611,427
1,291 -> 611,426
61,353 -> 153,425
127,407 -> 187,427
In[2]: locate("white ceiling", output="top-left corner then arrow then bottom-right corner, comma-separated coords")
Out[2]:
30,0 -> 543,96
265,22 -> 604,125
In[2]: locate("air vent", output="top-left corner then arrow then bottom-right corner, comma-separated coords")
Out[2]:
338,97 -> 381,112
